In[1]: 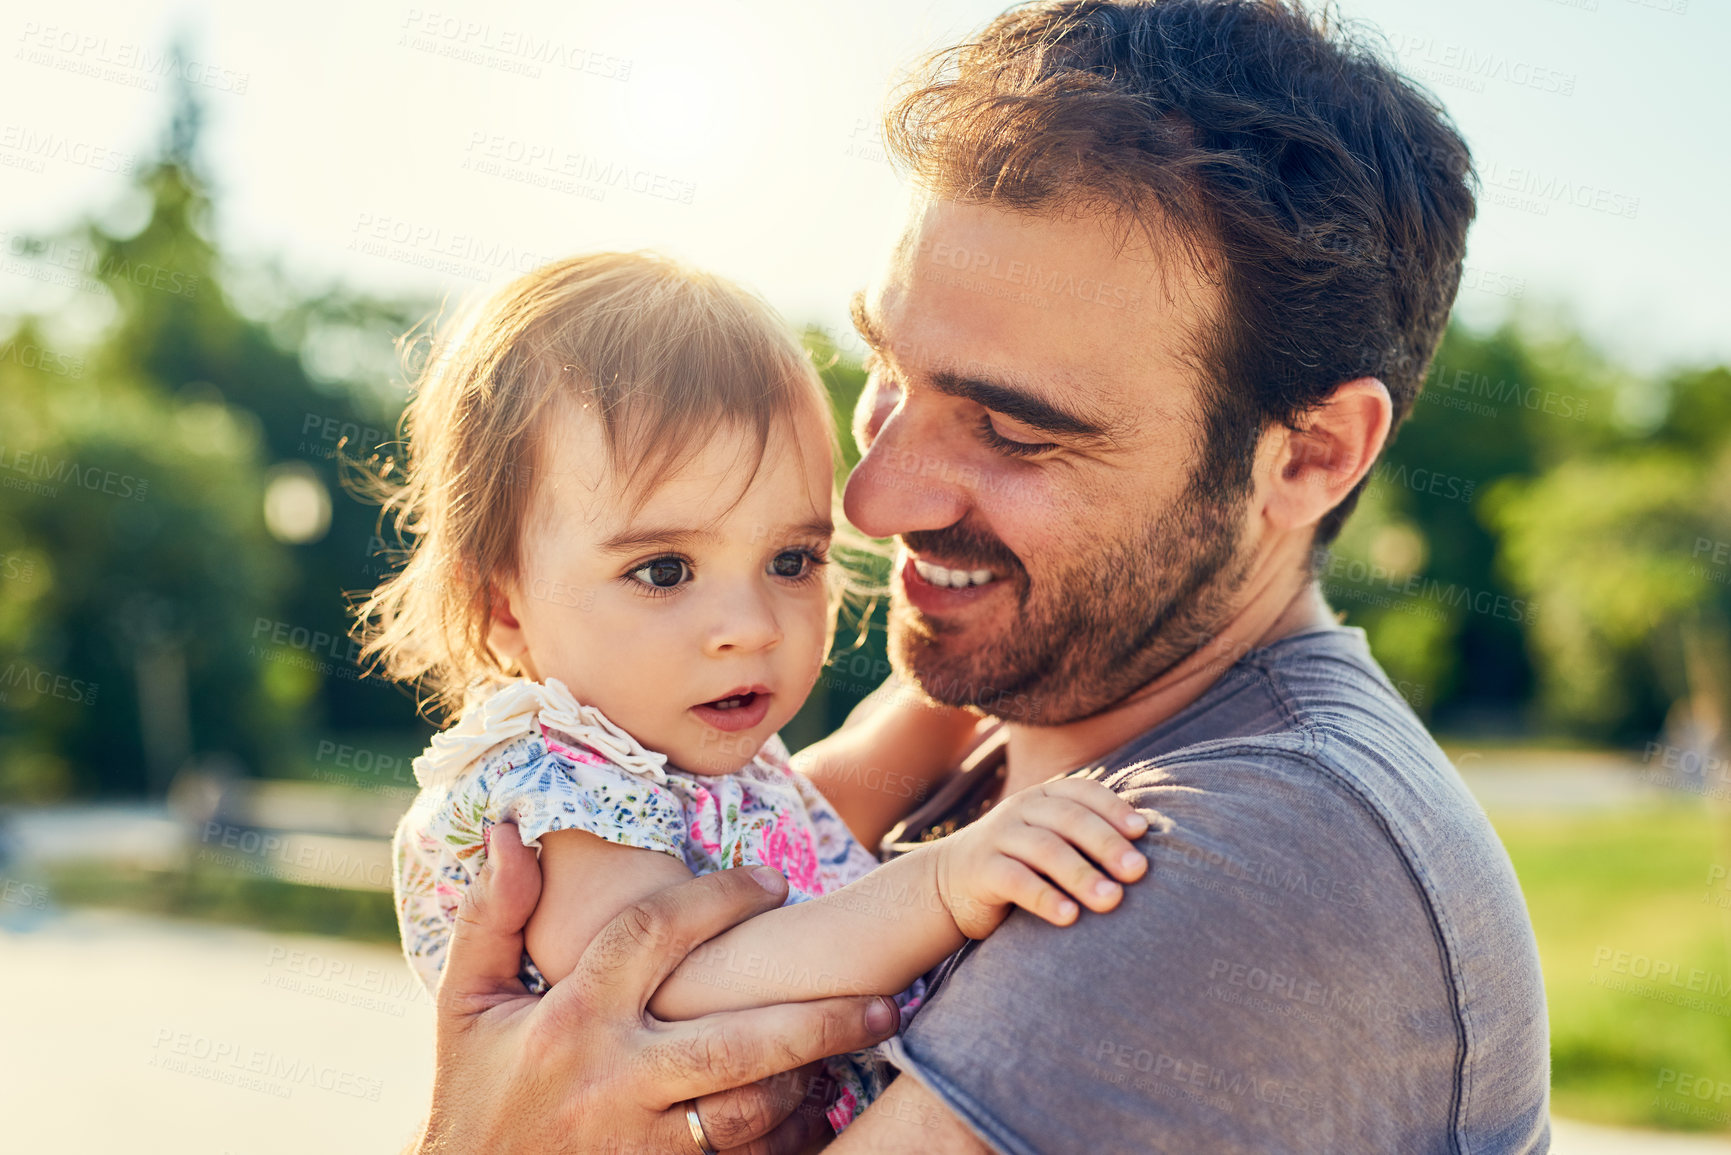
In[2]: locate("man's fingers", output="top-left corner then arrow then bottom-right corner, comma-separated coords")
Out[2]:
437,822 -> 541,1012
648,1063 -> 825,1155
645,995 -> 898,1105
693,1063 -> 815,1153
548,865 -> 790,1014
715,1064 -> 838,1155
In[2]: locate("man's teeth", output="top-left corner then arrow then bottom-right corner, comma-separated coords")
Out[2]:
912,559 -> 998,589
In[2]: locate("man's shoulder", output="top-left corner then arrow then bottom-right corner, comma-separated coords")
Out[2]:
1103,626 -> 1432,764
893,629 -> 1551,1152
1096,626 -> 1470,852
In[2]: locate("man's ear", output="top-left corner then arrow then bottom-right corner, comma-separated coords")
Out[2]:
1260,377 -> 1393,533
486,582 -> 533,675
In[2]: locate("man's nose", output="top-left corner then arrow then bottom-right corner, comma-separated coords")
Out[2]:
843,399 -> 970,539
702,583 -> 784,657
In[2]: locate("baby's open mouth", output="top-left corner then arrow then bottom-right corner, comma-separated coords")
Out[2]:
690,686 -> 773,734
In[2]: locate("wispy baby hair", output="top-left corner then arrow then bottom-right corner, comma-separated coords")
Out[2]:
356,251 -> 833,720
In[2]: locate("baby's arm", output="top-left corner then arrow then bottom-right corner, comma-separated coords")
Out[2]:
523,779 -> 1148,1021
792,677 -> 989,847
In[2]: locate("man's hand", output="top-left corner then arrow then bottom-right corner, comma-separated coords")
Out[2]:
414,822 -> 899,1154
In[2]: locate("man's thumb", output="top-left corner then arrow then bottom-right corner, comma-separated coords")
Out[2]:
438,822 -> 542,1008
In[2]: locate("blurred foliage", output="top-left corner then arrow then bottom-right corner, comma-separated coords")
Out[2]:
3,80 -> 1728,802
0,77 -> 433,800
1322,320 -> 1731,741
42,859 -> 398,943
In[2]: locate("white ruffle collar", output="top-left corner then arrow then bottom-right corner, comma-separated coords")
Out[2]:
412,677 -> 670,789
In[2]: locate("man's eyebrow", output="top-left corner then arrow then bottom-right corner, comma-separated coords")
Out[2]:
599,518 -> 834,554
851,290 -> 1111,440
849,290 -> 884,351
930,370 -> 1113,440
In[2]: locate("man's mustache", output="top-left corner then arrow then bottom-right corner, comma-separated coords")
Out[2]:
900,524 -> 1024,577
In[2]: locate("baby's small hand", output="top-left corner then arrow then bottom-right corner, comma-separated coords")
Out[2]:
934,777 -> 1149,939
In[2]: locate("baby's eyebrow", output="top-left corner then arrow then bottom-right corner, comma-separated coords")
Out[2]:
598,525 -> 723,554
783,518 -> 836,543
598,518 -> 833,554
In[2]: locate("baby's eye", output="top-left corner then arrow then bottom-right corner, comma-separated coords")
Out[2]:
769,549 -> 821,580
628,557 -> 690,589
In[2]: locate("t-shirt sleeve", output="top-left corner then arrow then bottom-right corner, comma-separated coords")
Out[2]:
884,754 -> 1462,1155
491,746 -> 687,861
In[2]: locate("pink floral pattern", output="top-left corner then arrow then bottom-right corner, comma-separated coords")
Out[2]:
391,679 -> 904,1132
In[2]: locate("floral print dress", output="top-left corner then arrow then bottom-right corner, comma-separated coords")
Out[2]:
392,677 -> 912,1131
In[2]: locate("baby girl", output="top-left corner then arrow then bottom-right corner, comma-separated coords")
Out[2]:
360,252 -> 1148,1133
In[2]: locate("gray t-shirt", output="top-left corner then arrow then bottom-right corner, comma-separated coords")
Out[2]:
881,625 -> 1550,1153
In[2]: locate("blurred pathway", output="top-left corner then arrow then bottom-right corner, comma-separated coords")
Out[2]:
1,907 -> 432,1154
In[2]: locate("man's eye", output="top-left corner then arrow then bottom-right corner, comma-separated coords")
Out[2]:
628,557 -> 690,589
978,414 -> 1058,458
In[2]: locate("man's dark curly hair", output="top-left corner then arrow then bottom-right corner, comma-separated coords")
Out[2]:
885,0 -> 1478,543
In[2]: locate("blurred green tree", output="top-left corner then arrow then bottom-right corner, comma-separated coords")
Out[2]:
1486,364 -> 1731,739
0,70 -> 431,799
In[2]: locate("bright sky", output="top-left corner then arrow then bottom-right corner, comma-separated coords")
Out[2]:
2,0 -> 1725,375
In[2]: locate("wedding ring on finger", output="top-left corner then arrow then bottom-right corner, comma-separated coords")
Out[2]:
684,1099 -> 719,1155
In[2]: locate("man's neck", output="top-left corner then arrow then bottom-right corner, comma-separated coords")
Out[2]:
999,572 -> 1337,796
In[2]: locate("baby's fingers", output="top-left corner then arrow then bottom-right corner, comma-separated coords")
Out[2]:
1001,825 -> 1126,914
984,854 -> 1081,928
1021,791 -> 1148,885
1042,778 -> 1150,840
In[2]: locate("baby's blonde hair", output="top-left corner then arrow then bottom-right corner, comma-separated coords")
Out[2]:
356,251 -> 835,720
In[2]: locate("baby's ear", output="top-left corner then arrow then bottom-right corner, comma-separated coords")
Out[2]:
485,582 -> 533,673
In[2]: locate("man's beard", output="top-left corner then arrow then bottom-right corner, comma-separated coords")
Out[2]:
889,470 -> 1253,726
